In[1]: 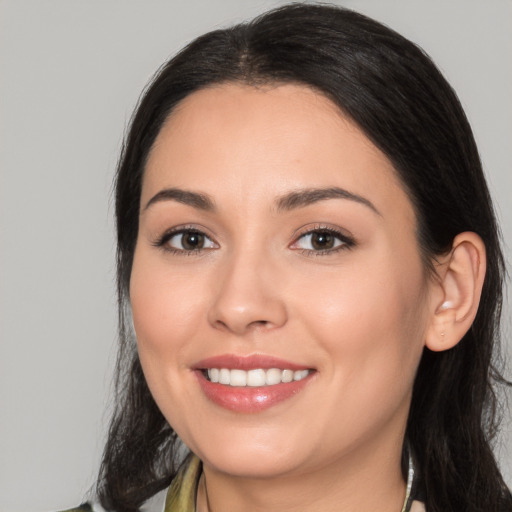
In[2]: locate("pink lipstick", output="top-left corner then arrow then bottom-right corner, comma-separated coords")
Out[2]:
193,354 -> 315,413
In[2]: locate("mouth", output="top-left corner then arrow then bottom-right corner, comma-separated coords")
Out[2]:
202,367 -> 312,387
193,354 -> 316,413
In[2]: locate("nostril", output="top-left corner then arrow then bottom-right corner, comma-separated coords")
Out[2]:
246,320 -> 274,331
212,318 -> 274,334
208,285 -> 288,334
214,319 -> 229,330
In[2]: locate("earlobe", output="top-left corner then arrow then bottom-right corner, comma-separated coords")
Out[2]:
425,232 -> 486,352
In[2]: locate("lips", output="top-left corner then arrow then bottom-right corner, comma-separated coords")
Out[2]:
193,354 -> 315,413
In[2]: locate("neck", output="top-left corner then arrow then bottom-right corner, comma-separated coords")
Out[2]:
196,435 -> 407,512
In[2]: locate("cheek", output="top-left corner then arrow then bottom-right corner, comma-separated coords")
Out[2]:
129,248 -> 208,437
292,261 -> 428,446
129,246 -> 210,423
130,250 -> 204,354
293,251 -> 428,391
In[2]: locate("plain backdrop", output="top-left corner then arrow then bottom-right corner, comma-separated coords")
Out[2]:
1,1 -> 511,510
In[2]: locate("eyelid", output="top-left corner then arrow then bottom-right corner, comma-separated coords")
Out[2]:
151,223 -> 355,255
289,224 -> 356,254
152,224 -> 219,253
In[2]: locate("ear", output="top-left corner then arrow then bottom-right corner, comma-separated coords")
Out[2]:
425,232 -> 486,352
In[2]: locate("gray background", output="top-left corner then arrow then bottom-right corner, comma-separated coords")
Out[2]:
1,1 -> 510,510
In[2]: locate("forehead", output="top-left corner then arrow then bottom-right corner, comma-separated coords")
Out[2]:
142,83 -> 415,227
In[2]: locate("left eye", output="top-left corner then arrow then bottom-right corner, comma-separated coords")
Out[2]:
293,230 -> 348,251
166,230 -> 217,251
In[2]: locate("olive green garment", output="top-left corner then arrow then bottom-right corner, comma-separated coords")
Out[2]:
56,457 -> 200,512
164,455 -> 201,512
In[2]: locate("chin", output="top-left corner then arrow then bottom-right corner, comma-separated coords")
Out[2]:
187,427 -> 311,478
202,449 -> 303,479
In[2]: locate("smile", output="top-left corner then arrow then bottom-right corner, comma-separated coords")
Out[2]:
204,368 -> 311,387
194,354 -> 316,413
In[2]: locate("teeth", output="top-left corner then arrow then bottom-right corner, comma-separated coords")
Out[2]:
206,368 -> 311,387
230,369 -> 247,387
209,368 -> 219,383
282,369 -> 294,383
219,368 -> 230,385
247,369 -> 266,387
266,368 -> 282,386
294,369 -> 309,381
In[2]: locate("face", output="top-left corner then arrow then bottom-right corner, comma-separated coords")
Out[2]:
130,83 -> 434,479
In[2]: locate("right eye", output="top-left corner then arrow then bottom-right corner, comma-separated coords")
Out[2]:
158,229 -> 217,253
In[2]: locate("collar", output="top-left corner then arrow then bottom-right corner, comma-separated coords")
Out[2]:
164,455 -> 202,512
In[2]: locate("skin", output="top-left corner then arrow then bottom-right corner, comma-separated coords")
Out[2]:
130,83 -> 442,512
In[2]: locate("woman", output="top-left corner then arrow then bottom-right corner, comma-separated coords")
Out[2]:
69,3 -> 511,512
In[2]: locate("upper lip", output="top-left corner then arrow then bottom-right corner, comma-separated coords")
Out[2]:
193,354 -> 312,371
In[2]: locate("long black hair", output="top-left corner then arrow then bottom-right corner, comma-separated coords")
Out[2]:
97,4 -> 511,511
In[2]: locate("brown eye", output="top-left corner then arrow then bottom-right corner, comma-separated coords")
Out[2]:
292,228 -> 353,253
166,230 -> 216,251
181,232 -> 204,250
310,232 -> 335,250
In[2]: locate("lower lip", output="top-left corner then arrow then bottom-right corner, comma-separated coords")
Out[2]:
195,371 -> 313,413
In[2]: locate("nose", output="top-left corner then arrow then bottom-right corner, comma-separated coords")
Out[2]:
207,249 -> 288,336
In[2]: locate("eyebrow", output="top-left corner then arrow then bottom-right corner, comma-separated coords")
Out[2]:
144,188 -> 215,212
275,187 -> 381,215
143,185 -> 380,216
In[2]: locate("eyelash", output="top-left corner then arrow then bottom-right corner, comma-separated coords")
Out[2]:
291,225 -> 355,256
153,226 -> 217,256
153,225 -> 355,256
